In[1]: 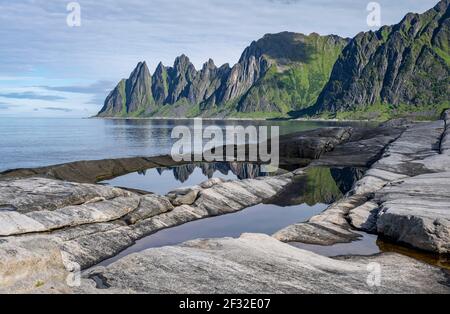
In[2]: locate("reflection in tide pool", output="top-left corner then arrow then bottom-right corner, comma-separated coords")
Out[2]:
290,232 -> 381,257
101,162 -> 271,195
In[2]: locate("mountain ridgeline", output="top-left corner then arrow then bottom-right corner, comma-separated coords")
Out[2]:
309,0 -> 450,120
98,0 -> 450,120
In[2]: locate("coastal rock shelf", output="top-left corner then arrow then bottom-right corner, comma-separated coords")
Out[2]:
79,234 -> 450,294
0,171 -> 293,291
1,113 -> 450,293
275,110 -> 450,256
375,172 -> 450,254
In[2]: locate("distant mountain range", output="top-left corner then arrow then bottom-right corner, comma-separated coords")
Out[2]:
98,0 -> 449,120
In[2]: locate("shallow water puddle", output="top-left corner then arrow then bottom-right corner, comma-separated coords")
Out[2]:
290,233 -> 450,270
289,232 -> 381,257
98,202 -> 327,267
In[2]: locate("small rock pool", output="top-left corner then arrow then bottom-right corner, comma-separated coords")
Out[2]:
97,164 -> 368,267
98,202 -> 327,267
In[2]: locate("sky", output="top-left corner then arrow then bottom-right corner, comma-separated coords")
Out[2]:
0,0 -> 440,117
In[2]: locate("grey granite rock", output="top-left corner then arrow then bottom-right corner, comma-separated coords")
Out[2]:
274,195 -> 368,245
0,236 -> 71,293
275,119 -> 450,254
348,201 -> 380,233
79,234 -> 450,294
375,172 -> 450,254
0,173 -> 294,272
123,194 -> 174,225
0,177 -> 132,214
0,196 -> 140,236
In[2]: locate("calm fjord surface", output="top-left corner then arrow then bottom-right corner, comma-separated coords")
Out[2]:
0,117 -> 371,172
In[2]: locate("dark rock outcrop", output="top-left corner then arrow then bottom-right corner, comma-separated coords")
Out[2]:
0,155 -> 185,184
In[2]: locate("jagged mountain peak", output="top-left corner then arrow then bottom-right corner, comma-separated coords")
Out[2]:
202,58 -> 217,70
129,61 -> 150,80
174,54 -> 193,67
155,61 -> 165,71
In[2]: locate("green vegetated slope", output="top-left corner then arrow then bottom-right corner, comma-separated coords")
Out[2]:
308,0 -> 450,121
234,34 -> 348,118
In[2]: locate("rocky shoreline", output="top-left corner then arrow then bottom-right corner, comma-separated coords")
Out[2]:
275,113 -> 450,255
1,112 -> 449,293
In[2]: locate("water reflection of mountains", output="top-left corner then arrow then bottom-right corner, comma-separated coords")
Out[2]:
139,162 -> 267,183
136,163 -> 365,206
269,167 -> 366,206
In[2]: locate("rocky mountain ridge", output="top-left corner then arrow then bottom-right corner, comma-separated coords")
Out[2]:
98,0 -> 449,119
97,32 -> 349,118
309,0 -> 450,119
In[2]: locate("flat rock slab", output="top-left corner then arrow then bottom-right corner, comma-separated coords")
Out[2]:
79,234 -> 450,294
0,155 -> 184,184
0,177 -> 132,214
0,236 -> 71,293
314,125 -> 405,168
375,172 -> 450,254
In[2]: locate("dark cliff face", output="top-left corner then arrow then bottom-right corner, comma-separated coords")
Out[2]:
97,32 -> 347,117
312,0 -> 450,114
151,62 -> 169,105
98,61 -> 153,117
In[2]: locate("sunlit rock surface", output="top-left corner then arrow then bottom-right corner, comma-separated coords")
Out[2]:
277,111 -> 450,255
79,234 -> 450,294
